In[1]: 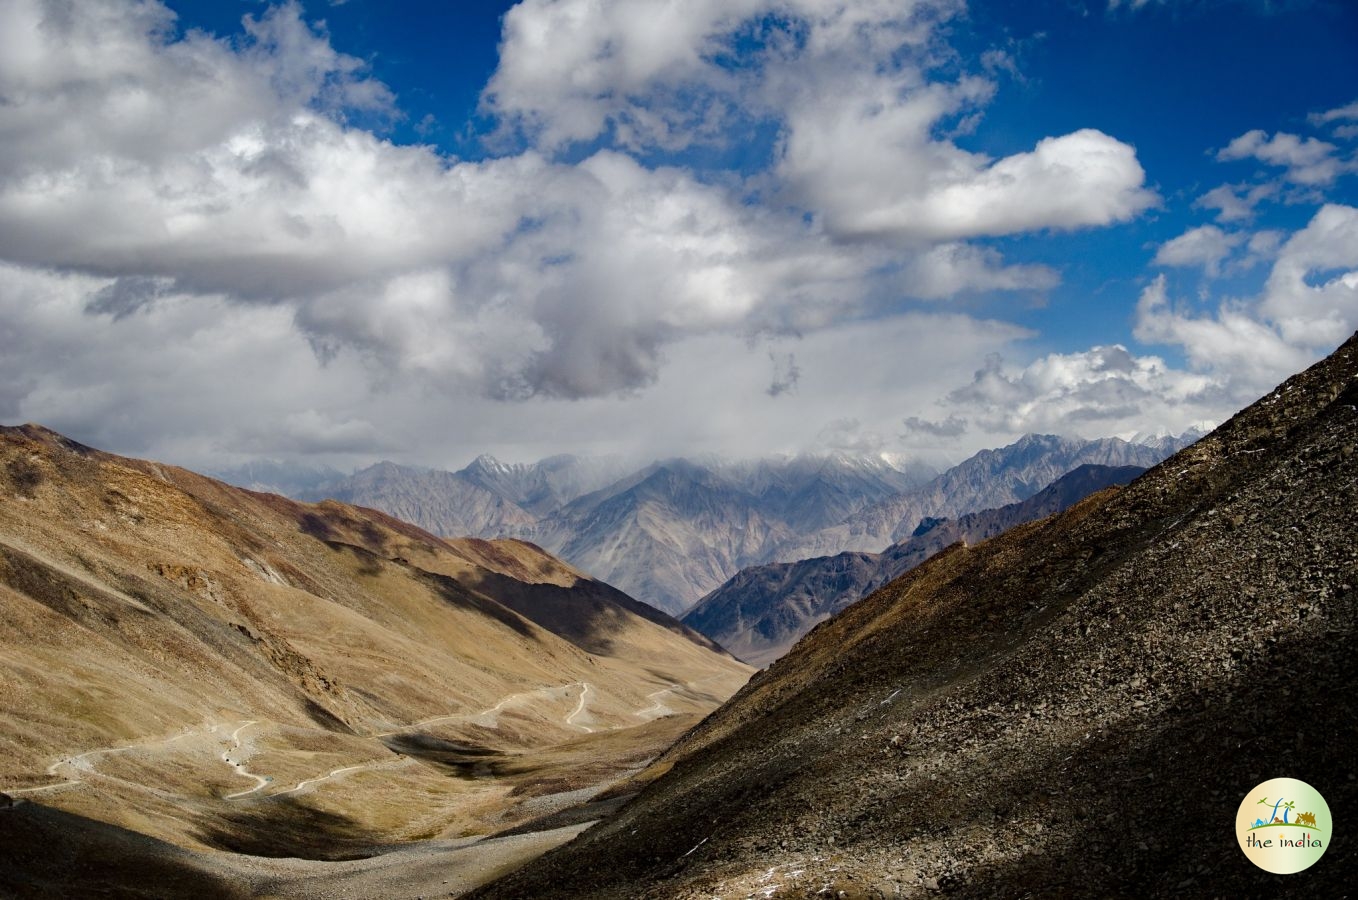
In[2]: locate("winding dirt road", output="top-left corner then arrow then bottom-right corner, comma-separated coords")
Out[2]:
5,680 -> 616,804
565,682 -> 594,732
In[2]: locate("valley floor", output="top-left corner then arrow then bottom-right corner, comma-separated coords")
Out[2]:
1,698 -> 715,898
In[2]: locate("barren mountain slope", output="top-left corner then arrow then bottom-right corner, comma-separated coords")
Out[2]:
474,336 -> 1358,899
685,464 -> 1146,668
307,460 -> 539,538
0,426 -> 750,895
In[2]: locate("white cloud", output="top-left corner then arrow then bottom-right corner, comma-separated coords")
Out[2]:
1217,129 -> 1350,186
941,206 -> 1358,440
946,343 -> 1219,436
486,0 -> 1154,242
1194,181 -> 1279,223
482,0 -> 764,151
0,254 -> 1034,467
0,0 -> 1096,416
1133,276 -> 1310,390
780,102 -> 1155,241
1153,224 -> 1244,277
1134,204 -> 1358,391
1309,99 -> 1358,128
0,261 -> 388,462
903,243 -> 1059,300
1258,203 -> 1358,348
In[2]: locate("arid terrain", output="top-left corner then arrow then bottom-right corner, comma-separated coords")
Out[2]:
0,425 -> 750,897
473,337 -> 1358,897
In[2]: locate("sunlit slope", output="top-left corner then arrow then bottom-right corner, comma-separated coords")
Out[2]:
0,424 -> 750,858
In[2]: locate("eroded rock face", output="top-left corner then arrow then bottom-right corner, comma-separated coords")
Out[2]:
473,334 -> 1358,899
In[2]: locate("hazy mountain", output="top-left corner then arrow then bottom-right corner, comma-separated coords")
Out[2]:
516,453 -> 937,615
0,425 -> 750,892
306,460 -> 538,537
282,452 -> 934,616
239,437 -> 1190,616
475,335 -> 1358,900
522,459 -> 800,616
531,438 -> 1190,614
684,463 -> 1146,666
710,452 -> 936,533
774,432 -> 1197,561
212,458 -> 345,497
457,453 -> 631,517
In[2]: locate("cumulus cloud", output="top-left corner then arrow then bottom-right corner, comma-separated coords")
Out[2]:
0,256 -> 1032,467
939,209 -> 1358,440
1135,204 -> 1358,391
1217,129 -> 1349,186
946,344 -> 1217,435
783,122 -> 1155,241
1194,181 -> 1279,223
0,0 -> 1090,419
1152,225 -> 1244,277
482,0 -> 763,151
1257,203 -> 1358,348
1133,276 -> 1310,387
903,244 -> 1059,300
0,0 -> 1179,470
486,0 -> 1154,242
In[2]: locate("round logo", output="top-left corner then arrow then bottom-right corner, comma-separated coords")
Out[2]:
1236,778 -> 1331,874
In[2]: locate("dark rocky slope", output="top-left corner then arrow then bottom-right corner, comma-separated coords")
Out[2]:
474,334 -> 1358,898
685,464 -> 1145,667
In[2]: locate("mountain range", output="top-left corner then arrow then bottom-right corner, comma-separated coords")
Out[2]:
471,340 -> 1358,897
219,432 -> 1202,616
684,463 -> 1147,667
0,425 -> 750,895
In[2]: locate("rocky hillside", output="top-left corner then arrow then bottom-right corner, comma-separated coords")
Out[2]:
0,426 -> 750,895
474,336 -> 1358,899
685,464 -> 1146,667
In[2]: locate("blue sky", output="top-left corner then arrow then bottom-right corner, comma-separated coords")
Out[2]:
0,0 -> 1355,469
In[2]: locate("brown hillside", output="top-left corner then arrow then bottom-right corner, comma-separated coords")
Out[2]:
0,425 -> 750,896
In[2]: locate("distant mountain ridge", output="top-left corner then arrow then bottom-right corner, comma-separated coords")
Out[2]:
773,431 -> 1204,561
217,432 -> 1201,615
683,463 -> 1147,666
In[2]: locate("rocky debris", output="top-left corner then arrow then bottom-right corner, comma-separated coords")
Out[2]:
471,333 -> 1358,898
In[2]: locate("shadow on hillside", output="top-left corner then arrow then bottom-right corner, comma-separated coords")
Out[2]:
193,798 -> 382,861
420,568 -> 542,641
810,625 -> 1357,897
381,732 -> 505,779
0,801 -> 246,900
936,627 -> 1358,896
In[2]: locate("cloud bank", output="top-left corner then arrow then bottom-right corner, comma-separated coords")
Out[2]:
0,0 -> 1349,471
